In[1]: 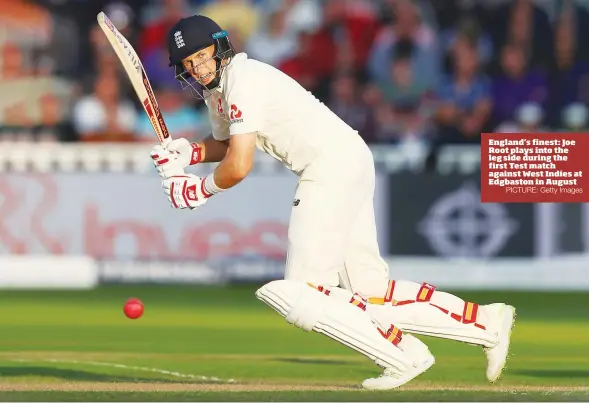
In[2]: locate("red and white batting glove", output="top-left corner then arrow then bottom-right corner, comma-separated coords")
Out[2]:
150,146 -> 185,178
162,174 -> 223,210
167,138 -> 203,165
150,138 -> 203,179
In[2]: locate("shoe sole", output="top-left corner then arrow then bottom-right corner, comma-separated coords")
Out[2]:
488,305 -> 516,383
362,355 -> 436,390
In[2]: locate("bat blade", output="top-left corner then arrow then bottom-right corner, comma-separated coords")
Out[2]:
97,11 -> 171,146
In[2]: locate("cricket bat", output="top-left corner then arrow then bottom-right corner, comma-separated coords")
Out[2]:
97,12 -> 172,146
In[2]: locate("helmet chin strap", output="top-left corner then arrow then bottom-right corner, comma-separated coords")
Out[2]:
203,75 -> 221,91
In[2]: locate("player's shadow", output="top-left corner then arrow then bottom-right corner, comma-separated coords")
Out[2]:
512,369 -> 589,378
273,358 -> 351,366
0,366 -> 192,384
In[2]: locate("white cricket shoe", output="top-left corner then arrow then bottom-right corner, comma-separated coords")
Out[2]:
362,355 -> 435,390
362,334 -> 435,390
483,303 -> 516,382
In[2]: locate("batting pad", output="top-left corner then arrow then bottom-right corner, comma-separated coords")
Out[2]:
256,280 -> 427,372
366,280 -> 499,347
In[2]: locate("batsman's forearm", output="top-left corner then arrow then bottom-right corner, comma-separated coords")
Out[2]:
197,136 -> 229,163
204,132 -> 256,193
212,158 -> 250,189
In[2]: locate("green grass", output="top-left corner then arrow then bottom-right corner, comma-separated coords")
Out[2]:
0,285 -> 586,401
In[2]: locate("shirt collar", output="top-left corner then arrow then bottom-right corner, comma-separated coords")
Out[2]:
215,52 -> 247,94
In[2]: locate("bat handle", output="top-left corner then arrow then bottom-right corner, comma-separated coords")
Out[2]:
161,137 -> 172,148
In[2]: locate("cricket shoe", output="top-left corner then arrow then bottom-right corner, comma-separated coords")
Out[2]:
362,335 -> 435,390
483,303 -> 516,382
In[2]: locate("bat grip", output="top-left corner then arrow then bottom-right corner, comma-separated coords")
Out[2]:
161,137 -> 172,148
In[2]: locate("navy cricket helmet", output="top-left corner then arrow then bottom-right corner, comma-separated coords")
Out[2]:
166,14 -> 235,99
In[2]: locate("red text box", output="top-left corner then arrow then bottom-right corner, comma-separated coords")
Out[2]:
481,133 -> 589,203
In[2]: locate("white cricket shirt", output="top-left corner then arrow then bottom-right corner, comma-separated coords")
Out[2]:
204,53 -> 361,174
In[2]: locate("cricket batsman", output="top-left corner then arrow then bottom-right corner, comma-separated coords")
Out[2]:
150,14 -> 516,390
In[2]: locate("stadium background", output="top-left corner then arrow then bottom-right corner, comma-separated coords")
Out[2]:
0,1 -> 588,400
1,0 -> 587,290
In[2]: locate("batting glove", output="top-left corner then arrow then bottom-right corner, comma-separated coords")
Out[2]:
151,139 -> 203,178
150,145 -> 185,179
168,138 -> 203,165
162,174 -> 214,210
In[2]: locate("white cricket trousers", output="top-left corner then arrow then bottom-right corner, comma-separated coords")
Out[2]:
284,137 -> 390,298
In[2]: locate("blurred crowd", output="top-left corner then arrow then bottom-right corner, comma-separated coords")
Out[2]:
2,0 -> 589,149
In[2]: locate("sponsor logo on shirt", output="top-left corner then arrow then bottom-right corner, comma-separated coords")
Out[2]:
230,104 -> 243,124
